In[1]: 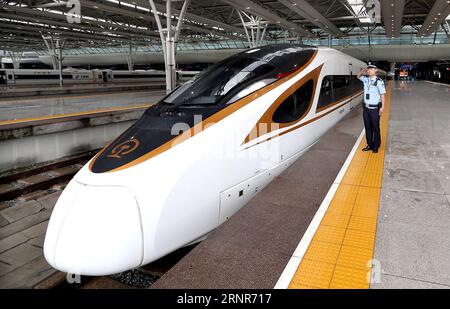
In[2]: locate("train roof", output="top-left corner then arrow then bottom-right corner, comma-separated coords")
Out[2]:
234,44 -> 317,64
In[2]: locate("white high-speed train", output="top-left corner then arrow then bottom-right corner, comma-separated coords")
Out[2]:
44,44 -> 373,276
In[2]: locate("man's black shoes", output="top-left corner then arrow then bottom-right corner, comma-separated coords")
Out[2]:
362,145 -> 380,153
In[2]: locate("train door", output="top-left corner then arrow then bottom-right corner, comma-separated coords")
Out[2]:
0,70 -> 5,84
92,70 -> 103,83
6,71 -> 14,85
102,70 -> 112,82
97,72 -> 103,83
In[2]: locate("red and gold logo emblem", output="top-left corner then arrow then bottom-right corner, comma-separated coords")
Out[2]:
107,138 -> 140,159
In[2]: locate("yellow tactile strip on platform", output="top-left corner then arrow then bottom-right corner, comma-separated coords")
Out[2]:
289,81 -> 392,289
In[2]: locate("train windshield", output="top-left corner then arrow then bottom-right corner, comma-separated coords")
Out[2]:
161,45 -> 317,107
163,57 -> 275,106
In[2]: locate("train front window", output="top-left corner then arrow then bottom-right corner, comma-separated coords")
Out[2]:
162,57 -> 275,106
226,78 -> 276,104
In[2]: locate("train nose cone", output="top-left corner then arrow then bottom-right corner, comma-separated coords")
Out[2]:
44,182 -> 143,276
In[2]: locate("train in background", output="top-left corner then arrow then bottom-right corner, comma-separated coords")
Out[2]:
0,68 -> 199,86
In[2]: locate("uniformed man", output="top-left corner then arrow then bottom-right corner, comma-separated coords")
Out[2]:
357,63 -> 386,154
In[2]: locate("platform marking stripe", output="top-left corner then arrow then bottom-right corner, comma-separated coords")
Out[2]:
0,103 -> 152,126
274,131 -> 364,289
275,81 -> 392,289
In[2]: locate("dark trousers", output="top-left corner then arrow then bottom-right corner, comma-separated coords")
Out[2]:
363,107 -> 381,150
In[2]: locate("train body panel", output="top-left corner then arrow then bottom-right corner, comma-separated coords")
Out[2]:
0,69 -> 105,85
111,70 -> 166,83
44,45 -> 373,275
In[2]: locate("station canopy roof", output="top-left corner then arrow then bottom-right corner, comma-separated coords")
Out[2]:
0,0 -> 449,54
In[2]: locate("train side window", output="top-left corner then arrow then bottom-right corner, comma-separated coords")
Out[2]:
318,75 -> 362,111
272,79 -> 313,124
333,75 -> 352,102
317,76 -> 333,109
7,74 -> 13,80
333,75 -> 350,89
321,76 -> 332,91
350,75 -> 362,93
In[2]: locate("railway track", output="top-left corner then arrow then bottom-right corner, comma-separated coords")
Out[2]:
0,151 -> 97,203
32,244 -> 197,289
0,152 -> 197,289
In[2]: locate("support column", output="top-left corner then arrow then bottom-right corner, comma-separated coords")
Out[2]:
390,62 -> 396,71
368,26 -> 372,61
444,20 -> 450,41
237,10 -> 268,48
42,35 -> 57,69
390,62 -> 396,78
125,43 -> 137,71
57,40 -> 64,86
165,0 -> 175,91
149,0 -> 190,93
42,35 -> 65,86
8,51 -> 23,70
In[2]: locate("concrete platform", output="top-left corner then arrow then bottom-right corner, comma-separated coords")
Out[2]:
0,90 -> 165,122
372,80 -> 450,289
0,105 -> 147,173
0,82 -> 165,99
0,90 -> 164,172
